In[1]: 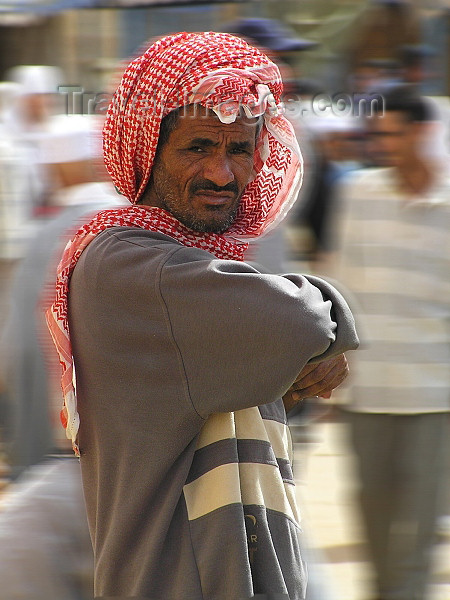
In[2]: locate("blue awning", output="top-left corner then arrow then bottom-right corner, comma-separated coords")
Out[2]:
0,0 -> 244,14
0,0 -> 98,15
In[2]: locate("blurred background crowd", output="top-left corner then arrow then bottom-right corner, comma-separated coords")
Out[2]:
0,1 -> 449,599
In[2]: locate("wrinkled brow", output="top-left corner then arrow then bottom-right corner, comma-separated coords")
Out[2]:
188,138 -> 254,150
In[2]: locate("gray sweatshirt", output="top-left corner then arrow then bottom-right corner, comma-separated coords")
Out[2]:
68,228 -> 358,600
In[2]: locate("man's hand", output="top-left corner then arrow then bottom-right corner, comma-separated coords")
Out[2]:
282,354 -> 349,413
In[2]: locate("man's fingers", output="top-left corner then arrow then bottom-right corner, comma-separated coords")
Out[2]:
293,355 -> 348,390
289,355 -> 349,400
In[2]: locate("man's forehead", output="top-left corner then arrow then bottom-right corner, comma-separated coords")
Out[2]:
174,104 -> 261,134
371,111 -> 406,133
377,111 -> 406,126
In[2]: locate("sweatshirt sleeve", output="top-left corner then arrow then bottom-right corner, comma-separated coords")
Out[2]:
159,245 -> 359,418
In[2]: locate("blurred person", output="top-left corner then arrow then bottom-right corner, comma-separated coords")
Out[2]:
334,85 -> 450,600
6,65 -> 64,216
0,114 -> 124,600
6,65 -> 101,219
0,80 -> 35,260
0,65 -> 113,261
290,114 -> 365,270
0,126 -> 122,477
394,42 -> 450,164
346,0 -> 422,94
351,58 -> 402,95
225,17 -> 318,94
0,81 -> 21,134
0,81 -> 32,444
46,32 -> 359,600
399,44 -> 437,90
0,458 -> 93,600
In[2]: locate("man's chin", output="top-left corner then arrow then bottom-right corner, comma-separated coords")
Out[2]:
187,220 -> 233,235
178,209 -> 238,235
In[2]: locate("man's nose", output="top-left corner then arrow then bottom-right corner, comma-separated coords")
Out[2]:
202,152 -> 235,187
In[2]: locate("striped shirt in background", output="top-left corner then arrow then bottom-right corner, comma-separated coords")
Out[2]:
336,167 -> 450,413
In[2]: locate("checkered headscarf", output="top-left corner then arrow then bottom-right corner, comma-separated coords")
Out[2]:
103,30 -> 302,238
47,31 -> 303,455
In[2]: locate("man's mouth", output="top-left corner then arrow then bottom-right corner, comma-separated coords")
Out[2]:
194,191 -> 235,206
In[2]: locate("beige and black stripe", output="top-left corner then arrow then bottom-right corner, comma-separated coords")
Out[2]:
183,404 -> 301,525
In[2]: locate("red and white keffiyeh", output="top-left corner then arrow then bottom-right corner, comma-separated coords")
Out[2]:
46,31 -> 303,455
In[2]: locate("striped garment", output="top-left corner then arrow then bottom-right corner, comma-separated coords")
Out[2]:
183,401 -> 305,599
337,167 -> 450,413
184,404 -> 298,524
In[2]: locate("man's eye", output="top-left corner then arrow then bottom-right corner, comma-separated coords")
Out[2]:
230,147 -> 251,156
188,146 -> 205,153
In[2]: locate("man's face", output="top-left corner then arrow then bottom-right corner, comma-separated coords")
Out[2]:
368,111 -> 412,167
143,105 -> 258,233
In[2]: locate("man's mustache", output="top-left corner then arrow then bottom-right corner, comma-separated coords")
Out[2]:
190,180 -> 239,195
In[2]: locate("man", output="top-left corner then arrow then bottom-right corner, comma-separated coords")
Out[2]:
47,32 -> 359,600
335,86 -> 450,600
